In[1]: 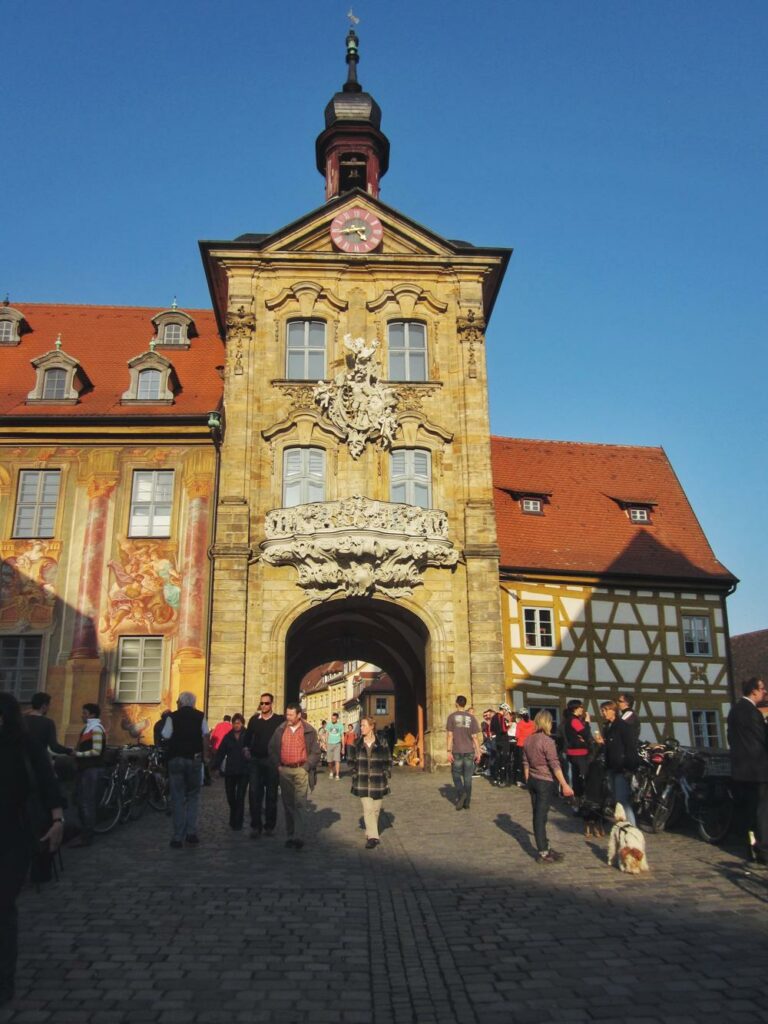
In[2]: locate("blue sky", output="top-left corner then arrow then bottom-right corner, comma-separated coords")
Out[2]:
4,0 -> 766,636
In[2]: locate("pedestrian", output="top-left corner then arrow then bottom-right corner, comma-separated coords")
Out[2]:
72,702 -> 107,847
522,710 -> 574,864
490,704 -> 511,786
563,699 -> 594,804
595,700 -> 638,826
726,677 -> 768,867
268,702 -> 321,850
318,719 -> 328,766
616,694 -> 641,745
209,714 -> 233,755
23,692 -> 72,756
243,693 -> 284,838
343,723 -> 356,763
0,692 -> 65,1007
326,711 -> 344,780
446,696 -> 482,809
349,716 -> 391,848
213,713 -> 249,830
161,691 -> 210,849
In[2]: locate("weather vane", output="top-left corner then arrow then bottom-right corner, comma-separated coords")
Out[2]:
347,9 -> 360,27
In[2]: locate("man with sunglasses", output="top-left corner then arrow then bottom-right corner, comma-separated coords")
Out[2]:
243,693 -> 284,838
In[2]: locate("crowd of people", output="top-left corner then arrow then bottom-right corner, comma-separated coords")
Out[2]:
1,676 -> 766,1007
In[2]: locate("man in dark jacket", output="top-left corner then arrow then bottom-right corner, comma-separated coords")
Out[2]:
617,693 -> 641,745
596,700 -> 638,826
243,693 -> 284,837
727,677 -> 768,866
161,691 -> 210,848
268,703 -> 320,850
24,692 -> 72,756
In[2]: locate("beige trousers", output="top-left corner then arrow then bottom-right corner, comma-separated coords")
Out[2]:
279,766 -> 310,839
361,796 -> 383,839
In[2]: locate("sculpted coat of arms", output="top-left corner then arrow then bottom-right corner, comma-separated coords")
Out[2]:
313,334 -> 399,459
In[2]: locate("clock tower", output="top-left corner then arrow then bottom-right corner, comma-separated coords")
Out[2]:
201,27 -> 510,764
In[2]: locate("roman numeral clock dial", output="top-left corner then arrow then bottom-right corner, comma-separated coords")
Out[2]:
330,208 -> 384,253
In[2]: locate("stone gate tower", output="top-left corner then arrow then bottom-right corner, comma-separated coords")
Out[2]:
201,28 -> 511,761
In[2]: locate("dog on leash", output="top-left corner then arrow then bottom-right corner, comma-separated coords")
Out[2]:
607,803 -> 649,874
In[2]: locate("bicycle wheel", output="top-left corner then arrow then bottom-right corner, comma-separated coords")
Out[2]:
697,795 -> 733,844
650,785 -> 681,833
129,771 -> 149,821
147,771 -> 168,812
93,774 -> 122,834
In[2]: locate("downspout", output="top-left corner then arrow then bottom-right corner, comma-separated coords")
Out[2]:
722,582 -> 738,707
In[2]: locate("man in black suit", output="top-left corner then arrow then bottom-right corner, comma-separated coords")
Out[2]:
727,677 -> 768,867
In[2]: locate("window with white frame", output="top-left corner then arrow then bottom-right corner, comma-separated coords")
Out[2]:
521,498 -> 542,515
0,320 -> 14,343
42,368 -> 68,400
629,507 -> 650,523
0,634 -> 43,701
682,614 -> 711,656
388,321 -> 427,381
116,636 -> 163,702
691,709 -> 720,749
13,470 -> 61,538
375,696 -> 388,715
523,607 -> 554,649
286,320 -> 326,380
163,323 -> 183,345
137,368 -> 162,400
282,448 -> 325,507
128,470 -> 173,537
390,449 -> 431,508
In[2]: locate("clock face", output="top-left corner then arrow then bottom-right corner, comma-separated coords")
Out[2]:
330,207 -> 383,253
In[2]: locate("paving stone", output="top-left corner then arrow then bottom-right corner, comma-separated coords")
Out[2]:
5,773 -> 768,1024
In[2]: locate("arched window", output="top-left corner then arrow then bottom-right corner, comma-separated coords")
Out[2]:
390,449 -> 431,509
282,448 -> 326,507
137,368 -> 162,400
163,323 -> 183,345
42,368 -> 68,400
286,320 -> 326,380
0,320 -> 15,343
388,321 -> 427,381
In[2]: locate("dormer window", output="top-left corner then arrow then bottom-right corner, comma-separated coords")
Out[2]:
610,496 -> 656,524
42,368 -> 68,400
498,488 -> 550,514
122,351 -> 177,405
27,346 -> 87,405
522,498 -> 542,515
151,307 -> 194,349
0,305 -> 25,346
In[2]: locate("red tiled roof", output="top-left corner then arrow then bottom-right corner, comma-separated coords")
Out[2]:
491,436 -> 736,585
0,304 -> 224,417
300,661 -> 344,694
730,630 -> 768,684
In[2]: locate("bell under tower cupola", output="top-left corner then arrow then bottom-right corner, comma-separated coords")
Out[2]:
316,23 -> 390,200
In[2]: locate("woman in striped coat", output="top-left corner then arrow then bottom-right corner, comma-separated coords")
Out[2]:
348,717 -> 390,849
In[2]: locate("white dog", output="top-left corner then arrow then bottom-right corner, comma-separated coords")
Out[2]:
607,803 -> 649,874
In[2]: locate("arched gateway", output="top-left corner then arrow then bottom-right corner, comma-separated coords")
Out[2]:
286,598 -> 430,742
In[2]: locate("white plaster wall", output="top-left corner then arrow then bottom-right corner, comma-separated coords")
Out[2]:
642,662 -> 663,685
591,601 -> 613,622
666,632 -> 680,656
664,606 -> 678,627
629,631 -> 650,655
560,597 -> 586,622
614,659 -> 646,682
638,604 -> 659,627
595,661 -> 619,683
611,603 -> 637,625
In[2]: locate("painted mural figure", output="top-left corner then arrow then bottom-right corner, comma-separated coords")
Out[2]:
0,540 -> 59,629
100,539 -> 181,641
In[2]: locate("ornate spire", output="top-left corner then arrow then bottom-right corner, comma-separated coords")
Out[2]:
344,23 -> 361,93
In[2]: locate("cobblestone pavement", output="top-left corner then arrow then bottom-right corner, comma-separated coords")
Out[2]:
4,769 -> 768,1024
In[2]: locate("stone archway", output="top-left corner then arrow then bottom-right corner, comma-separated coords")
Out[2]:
284,597 -> 429,744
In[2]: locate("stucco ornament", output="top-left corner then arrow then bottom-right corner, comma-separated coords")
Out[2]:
313,335 -> 399,458
260,495 -> 459,602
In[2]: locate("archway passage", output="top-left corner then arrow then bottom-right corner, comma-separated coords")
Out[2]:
285,598 -> 429,741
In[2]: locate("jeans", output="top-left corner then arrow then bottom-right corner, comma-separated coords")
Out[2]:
249,758 -> 279,832
278,766 -> 310,840
168,756 -> 202,840
568,756 -> 589,801
451,753 -> 475,805
611,770 -> 636,826
528,777 -> 556,853
224,774 -> 249,829
75,765 -> 103,839
361,797 -> 383,839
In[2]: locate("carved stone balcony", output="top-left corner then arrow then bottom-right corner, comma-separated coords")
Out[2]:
260,494 -> 459,602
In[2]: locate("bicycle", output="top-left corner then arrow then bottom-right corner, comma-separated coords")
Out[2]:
118,746 -> 151,822
146,746 -> 169,812
93,755 -> 123,834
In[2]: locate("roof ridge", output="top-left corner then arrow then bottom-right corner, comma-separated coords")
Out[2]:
11,301 -> 215,314
491,434 -> 664,453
